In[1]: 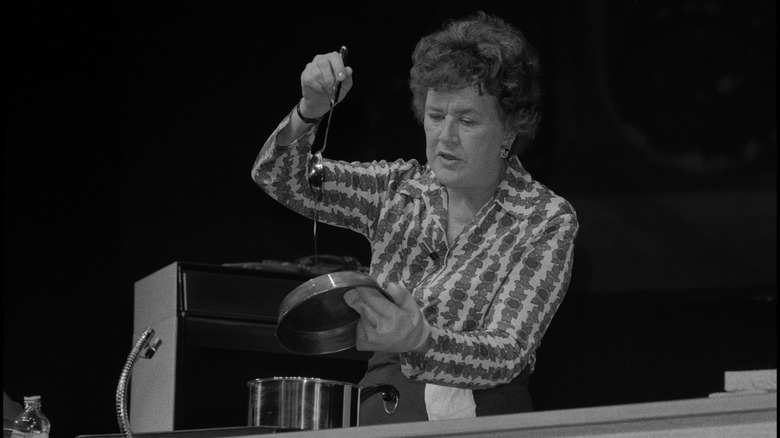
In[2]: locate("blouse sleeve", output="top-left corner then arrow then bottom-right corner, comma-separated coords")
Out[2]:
251,111 -> 321,219
252,112 -> 421,238
399,207 -> 579,390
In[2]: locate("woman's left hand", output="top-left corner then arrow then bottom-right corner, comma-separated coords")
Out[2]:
344,283 -> 430,353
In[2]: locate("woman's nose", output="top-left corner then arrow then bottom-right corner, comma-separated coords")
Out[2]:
437,117 -> 459,144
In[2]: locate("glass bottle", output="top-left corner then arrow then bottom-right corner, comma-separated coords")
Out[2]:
10,396 -> 50,438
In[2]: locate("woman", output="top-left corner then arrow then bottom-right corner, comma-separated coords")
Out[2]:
253,11 -> 578,423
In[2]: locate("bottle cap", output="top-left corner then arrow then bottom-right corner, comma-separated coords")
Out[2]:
23,395 -> 41,403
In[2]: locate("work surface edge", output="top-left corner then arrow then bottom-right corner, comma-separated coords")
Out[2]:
271,393 -> 777,438
77,392 -> 776,438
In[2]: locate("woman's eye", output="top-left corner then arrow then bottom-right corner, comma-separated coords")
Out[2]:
428,113 -> 443,121
461,118 -> 475,126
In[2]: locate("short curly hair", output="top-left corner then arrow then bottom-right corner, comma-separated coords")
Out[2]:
409,11 -> 542,156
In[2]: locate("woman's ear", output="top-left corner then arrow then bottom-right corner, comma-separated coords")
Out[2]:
503,131 -> 517,149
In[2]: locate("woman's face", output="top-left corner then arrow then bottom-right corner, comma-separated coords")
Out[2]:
424,87 -> 514,196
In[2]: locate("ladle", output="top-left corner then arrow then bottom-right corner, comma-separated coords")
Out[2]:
307,45 -> 348,200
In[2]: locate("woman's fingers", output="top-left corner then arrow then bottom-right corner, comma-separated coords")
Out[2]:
344,283 -> 427,353
344,288 -> 386,328
300,51 -> 353,114
302,52 -> 348,95
338,66 -> 353,103
384,283 -> 411,306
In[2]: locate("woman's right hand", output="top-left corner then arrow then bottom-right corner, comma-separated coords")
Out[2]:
298,51 -> 353,121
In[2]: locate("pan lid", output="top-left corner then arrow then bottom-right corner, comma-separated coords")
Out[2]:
275,271 -> 389,355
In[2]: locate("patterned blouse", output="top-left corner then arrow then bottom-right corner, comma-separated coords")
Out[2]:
253,113 -> 578,390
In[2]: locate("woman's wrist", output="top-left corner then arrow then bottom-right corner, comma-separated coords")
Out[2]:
296,99 -> 330,124
295,99 -> 323,124
277,104 -> 316,146
409,321 -> 432,354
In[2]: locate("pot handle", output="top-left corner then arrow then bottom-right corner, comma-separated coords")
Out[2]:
360,384 -> 399,414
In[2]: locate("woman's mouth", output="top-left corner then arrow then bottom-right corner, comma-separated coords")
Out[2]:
438,152 -> 458,161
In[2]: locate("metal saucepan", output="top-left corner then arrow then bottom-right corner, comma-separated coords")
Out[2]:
275,271 -> 390,355
248,377 -> 398,430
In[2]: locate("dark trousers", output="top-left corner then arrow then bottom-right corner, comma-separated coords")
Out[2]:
358,353 -> 532,425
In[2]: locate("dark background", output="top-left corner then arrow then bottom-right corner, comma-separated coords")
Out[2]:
3,1 -> 776,437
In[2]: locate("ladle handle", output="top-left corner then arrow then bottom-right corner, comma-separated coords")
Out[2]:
333,46 -> 348,104
360,384 -> 399,414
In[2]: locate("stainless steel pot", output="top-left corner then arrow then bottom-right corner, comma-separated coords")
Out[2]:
248,377 -> 399,430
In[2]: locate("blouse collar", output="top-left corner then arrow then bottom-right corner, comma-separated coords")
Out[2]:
397,156 -> 532,219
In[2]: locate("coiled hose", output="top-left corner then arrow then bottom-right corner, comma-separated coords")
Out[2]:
116,327 -> 162,438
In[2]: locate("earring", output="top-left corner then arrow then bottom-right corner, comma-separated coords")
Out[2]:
499,148 -> 509,159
